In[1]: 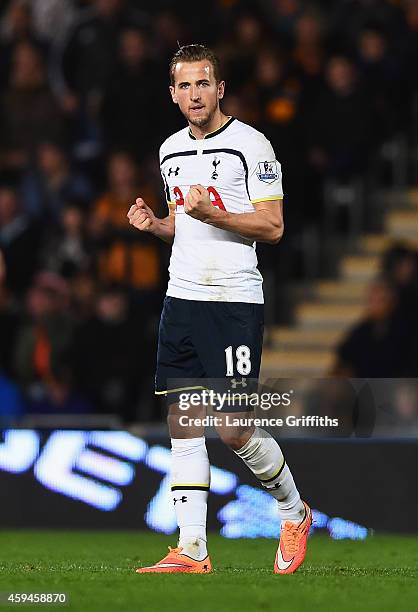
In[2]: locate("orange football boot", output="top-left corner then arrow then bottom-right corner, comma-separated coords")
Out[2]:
136,546 -> 212,574
274,501 -> 312,574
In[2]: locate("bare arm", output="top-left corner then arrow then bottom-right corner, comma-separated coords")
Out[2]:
206,200 -> 283,244
127,198 -> 175,244
185,185 -> 284,244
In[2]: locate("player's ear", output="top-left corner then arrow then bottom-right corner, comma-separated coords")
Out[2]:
169,85 -> 178,104
217,80 -> 225,100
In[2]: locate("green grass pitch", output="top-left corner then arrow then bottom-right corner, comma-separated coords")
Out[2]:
0,531 -> 417,612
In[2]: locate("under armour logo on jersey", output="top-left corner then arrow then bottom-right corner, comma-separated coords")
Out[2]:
173,496 -> 188,504
168,166 -> 180,177
211,157 -> 221,180
231,378 -> 247,389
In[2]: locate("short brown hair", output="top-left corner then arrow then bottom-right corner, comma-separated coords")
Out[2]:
169,44 -> 221,85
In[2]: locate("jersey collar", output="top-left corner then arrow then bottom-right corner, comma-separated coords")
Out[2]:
188,116 -> 235,140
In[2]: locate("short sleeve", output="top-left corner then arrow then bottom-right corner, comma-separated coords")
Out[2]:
246,138 -> 283,204
159,144 -> 174,206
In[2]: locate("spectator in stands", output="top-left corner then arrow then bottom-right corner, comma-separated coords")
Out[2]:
253,47 -> 307,272
331,277 -> 415,377
39,201 -> 91,279
90,151 -> 161,293
0,0 -> 48,91
72,284 -> 152,421
53,0 -> 147,122
382,244 -> 418,370
255,48 -> 303,177
100,27 -> 156,161
356,27 -> 400,139
0,184 -> 41,295
0,42 -> 65,170
308,55 -> 375,180
292,11 -> 324,93
217,12 -> 265,92
20,141 -> 93,221
255,49 -> 290,124
13,271 -> 75,390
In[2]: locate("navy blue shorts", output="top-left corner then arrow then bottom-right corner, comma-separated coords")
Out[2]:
155,297 -> 264,402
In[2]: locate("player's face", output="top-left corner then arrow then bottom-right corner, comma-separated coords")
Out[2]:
170,60 -> 225,128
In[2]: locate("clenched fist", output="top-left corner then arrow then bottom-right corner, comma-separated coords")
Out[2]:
185,185 -> 214,222
127,198 -> 156,232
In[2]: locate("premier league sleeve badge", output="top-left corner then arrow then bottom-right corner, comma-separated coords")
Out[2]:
256,161 -> 280,184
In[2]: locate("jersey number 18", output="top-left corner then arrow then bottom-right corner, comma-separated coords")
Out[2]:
225,345 -> 251,376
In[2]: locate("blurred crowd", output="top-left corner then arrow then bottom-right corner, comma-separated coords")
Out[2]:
0,0 -> 417,422
333,245 -> 418,378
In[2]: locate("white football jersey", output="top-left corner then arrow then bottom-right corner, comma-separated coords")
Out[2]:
159,117 -> 283,303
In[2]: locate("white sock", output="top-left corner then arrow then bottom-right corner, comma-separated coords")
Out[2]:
171,437 -> 210,560
233,427 -> 305,523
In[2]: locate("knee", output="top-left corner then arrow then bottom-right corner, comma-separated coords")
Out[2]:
219,429 -> 253,451
225,436 -> 247,451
